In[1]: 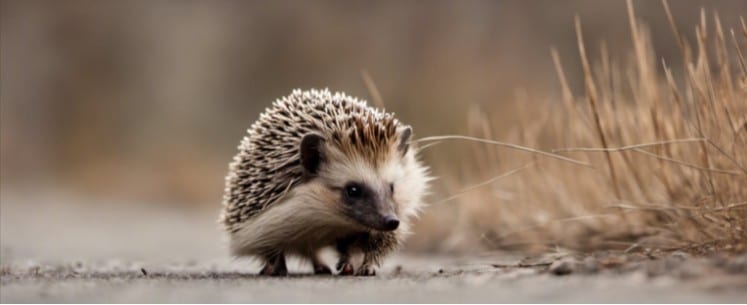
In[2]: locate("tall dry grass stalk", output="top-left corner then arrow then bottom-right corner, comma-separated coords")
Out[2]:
417,1 -> 746,254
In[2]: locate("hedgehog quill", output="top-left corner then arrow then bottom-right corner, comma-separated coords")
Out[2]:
221,89 -> 430,276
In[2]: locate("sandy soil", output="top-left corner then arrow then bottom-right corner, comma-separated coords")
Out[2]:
1,192 -> 745,303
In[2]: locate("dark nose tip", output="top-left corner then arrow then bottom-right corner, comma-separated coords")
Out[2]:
382,216 -> 400,231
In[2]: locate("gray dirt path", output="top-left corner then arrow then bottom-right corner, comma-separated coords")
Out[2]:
1,193 -> 745,303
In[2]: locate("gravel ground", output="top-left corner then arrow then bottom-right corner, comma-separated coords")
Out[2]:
1,192 -> 746,303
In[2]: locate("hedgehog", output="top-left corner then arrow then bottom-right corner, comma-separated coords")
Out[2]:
221,89 -> 430,276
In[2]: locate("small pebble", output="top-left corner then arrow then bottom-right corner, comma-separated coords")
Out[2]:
549,258 -> 577,276
391,265 -> 403,275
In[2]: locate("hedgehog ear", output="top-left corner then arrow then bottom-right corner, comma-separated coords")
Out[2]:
397,127 -> 412,156
300,133 -> 325,175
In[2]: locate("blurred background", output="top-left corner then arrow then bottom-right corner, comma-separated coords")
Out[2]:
2,0 -> 746,263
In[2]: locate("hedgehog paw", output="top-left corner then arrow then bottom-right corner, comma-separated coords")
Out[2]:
337,262 -> 354,276
355,266 -> 376,276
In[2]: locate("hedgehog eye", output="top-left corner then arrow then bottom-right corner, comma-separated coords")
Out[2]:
345,183 -> 363,198
389,183 -> 394,194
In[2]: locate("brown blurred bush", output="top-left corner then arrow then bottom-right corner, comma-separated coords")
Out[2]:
1,1 -> 744,217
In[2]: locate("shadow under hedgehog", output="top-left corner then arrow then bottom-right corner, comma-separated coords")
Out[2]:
221,89 -> 430,276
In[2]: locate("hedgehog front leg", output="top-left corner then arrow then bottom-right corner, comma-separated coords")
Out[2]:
335,235 -> 357,276
259,253 -> 288,276
356,232 -> 398,276
356,252 -> 378,276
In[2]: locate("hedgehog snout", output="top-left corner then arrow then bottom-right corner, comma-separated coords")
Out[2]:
372,199 -> 400,231
381,215 -> 400,231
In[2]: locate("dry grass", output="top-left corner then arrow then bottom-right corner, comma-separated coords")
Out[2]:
413,0 -> 746,254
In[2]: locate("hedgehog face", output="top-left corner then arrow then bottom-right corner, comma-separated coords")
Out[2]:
300,128 -> 418,232
337,180 -> 399,231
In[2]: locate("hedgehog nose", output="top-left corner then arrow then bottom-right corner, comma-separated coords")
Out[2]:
382,216 -> 400,231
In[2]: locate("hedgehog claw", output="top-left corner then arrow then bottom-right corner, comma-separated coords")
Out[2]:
338,262 -> 354,275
